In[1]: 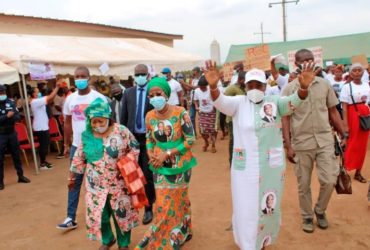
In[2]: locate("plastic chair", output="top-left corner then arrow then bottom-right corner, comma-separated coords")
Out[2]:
49,117 -> 63,154
14,123 -> 40,168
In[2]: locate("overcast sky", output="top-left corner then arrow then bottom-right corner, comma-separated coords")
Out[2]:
1,0 -> 369,62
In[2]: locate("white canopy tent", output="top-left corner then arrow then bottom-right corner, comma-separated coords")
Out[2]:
0,33 -> 204,174
0,61 -> 20,84
0,33 -> 204,76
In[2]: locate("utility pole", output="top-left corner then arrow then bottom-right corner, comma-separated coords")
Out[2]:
253,22 -> 271,44
268,0 -> 299,42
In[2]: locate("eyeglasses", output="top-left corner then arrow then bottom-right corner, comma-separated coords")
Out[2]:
134,73 -> 147,77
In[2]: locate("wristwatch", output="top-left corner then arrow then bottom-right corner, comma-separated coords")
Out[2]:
166,149 -> 172,157
342,132 -> 349,139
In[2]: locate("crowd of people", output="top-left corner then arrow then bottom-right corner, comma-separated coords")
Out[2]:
0,47 -> 369,250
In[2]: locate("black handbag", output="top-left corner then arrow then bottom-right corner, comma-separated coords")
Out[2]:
334,134 -> 352,195
349,83 -> 370,131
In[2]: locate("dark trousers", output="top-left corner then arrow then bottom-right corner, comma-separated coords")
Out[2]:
34,130 -> 50,164
134,133 -> 156,210
219,112 -> 227,133
0,132 -> 24,183
189,104 -> 197,136
67,145 -> 83,221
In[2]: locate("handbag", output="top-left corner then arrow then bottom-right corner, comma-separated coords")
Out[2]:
334,134 -> 352,194
349,83 -> 370,131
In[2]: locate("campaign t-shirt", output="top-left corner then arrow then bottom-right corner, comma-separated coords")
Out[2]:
31,97 -> 49,131
63,90 -> 107,147
167,78 -> 182,105
340,81 -> 370,104
194,88 -> 214,113
329,79 -> 345,97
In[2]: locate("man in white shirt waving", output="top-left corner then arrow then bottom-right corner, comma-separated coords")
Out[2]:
161,67 -> 184,106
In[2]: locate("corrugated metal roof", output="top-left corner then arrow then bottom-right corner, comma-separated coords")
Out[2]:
225,32 -> 370,64
0,13 -> 183,39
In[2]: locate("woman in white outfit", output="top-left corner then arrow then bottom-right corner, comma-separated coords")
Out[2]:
203,60 -> 313,250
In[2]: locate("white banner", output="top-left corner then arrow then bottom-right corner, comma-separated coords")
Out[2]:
29,62 -> 56,80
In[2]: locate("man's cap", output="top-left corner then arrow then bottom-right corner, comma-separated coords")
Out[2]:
161,67 -> 171,74
245,69 -> 267,84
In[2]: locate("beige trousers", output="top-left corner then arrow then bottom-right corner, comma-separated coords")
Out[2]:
294,143 -> 339,219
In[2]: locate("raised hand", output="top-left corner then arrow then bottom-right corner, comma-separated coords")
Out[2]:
298,60 -> 318,89
203,60 -> 220,89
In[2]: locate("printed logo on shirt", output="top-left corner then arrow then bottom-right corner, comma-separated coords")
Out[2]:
71,104 -> 89,121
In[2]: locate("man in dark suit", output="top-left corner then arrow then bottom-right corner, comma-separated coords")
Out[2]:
115,201 -> 127,219
154,122 -> 167,142
120,64 -> 155,225
262,103 -> 276,123
109,83 -> 123,122
262,194 -> 275,215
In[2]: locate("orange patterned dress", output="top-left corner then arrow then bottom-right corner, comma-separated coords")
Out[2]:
135,106 -> 196,250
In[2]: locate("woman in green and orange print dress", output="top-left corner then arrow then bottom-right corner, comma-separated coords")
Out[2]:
135,77 -> 197,250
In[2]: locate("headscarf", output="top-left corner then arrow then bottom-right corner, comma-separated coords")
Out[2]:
350,63 -> 365,72
81,98 -> 112,163
147,77 -> 171,98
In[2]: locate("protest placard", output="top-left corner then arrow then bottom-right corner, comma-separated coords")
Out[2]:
351,54 -> 369,69
287,46 -> 323,72
223,63 -> 234,82
244,44 -> 271,71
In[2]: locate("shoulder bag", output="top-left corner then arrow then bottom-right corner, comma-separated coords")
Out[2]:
349,83 -> 370,131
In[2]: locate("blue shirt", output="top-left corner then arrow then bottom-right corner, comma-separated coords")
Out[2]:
134,85 -> 148,134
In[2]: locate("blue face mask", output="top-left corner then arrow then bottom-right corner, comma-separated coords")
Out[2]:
0,95 -> 7,101
75,79 -> 89,90
135,75 -> 147,86
37,92 -> 42,98
150,96 -> 167,111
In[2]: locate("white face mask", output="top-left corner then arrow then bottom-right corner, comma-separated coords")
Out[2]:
93,121 -> 109,134
247,89 -> 264,104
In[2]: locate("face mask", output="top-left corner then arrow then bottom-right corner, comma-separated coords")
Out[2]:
0,95 -> 7,101
75,79 -> 89,90
37,92 -> 43,98
150,96 -> 167,111
93,121 -> 109,134
135,75 -> 147,86
247,89 -> 265,104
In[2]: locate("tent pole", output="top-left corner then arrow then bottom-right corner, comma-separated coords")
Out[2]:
21,74 -> 39,174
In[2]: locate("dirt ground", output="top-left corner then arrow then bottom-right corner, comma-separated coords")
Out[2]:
0,137 -> 369,250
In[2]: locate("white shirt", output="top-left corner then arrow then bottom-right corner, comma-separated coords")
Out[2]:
52,95 -> 65,115
362,70 -> 369,83
265,84 -> 280,96
276,74 -> 288,91
63,90 -> 107,147
190,77 -> 200,102
31,97 -> 49,131
340,81 -> 370,104
329,79 -> 345,96
194,88 -> 214,113
167,78 -> 182,105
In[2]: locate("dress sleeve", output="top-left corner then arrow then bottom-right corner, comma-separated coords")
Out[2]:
145,113 -> 155,151
277,91 -> 302,117
213,93 -> 241,117
176,109 -> 196,154
70,145 -> 87,174
123,126 -> 140,161
339,84 -> 350,104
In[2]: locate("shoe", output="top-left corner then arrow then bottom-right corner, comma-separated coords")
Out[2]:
56,153 -> 65,159
40,163 -> 53,170
354,173 -> 367,183
302,218 -> 314,233
0,183 -> 4,190
45,161 -> 54,167
315,209 -> 329,229
18,176 -> 31,183
99,238 -> 116,250
142,210 -> 153,225
56,217 -> 78,230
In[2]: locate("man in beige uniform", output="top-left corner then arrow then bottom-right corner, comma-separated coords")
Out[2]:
282,49 -> 348,233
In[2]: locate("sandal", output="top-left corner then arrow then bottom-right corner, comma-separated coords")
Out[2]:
354,173 -> 367,183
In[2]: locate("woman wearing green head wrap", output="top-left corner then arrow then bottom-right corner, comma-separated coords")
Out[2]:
68,97 -> 140,250
135,77 -> 197,249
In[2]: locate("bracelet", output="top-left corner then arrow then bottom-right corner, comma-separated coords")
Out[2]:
68,178 -> 76,181
298,87 -> 309,92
